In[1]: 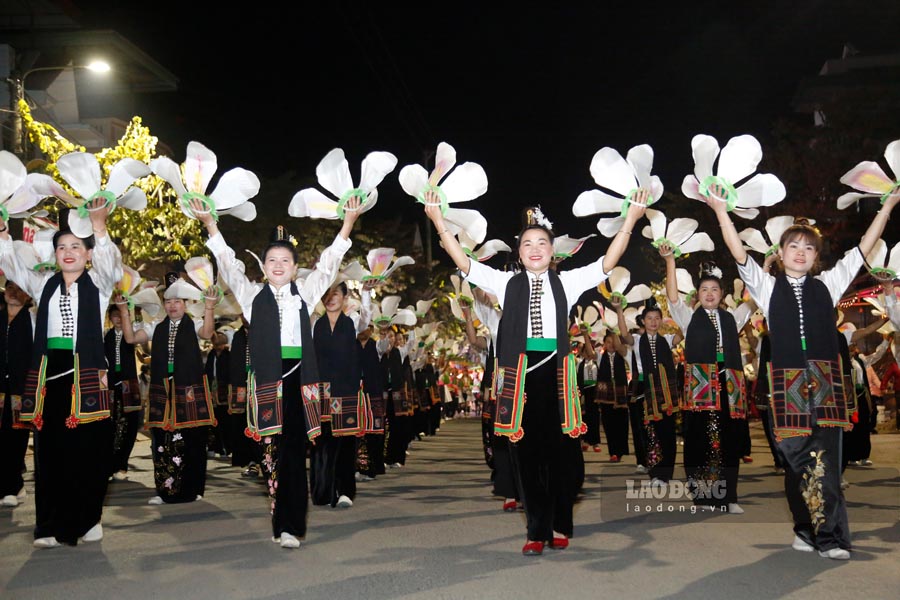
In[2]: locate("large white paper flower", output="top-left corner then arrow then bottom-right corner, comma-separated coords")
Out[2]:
836,139 -> 900,209
372,295 -> 416,328
676,268 -> 697,305
151,141 -> 259,222
642,208 -> 714,258
400,142 -> 488,243
409,299 -> 435,321
573,304 -> 604,338
738,215 -> 814,257
864,239 -> 900,282
573,145 -> 663,237
598,267 -> 652,308
115,265 -> 162,318
342,248 -> 414,283
35,152 -> 150,238
0,151 -> 56,222
289,148 -> 397,219
681,134 -> 785,219
599,300 -> 639,333
553,233 -> 596,262
455,230 -> 511,262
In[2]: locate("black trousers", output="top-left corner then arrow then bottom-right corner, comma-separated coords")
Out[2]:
230,412 -> 258,467
492,433 -> 520,499
111,385 -> 141,474
600,404 -> 630,457
363,432 -> 385,477
0,397 -> 30,497
628,401 -> 647,466
151,426 -> 208,503
209,405 -> 232,456
34,353 -> 113,544
385,412 -> 410,465
310,422 -> 357,506
649,413 -> 677,482
510,351 -> 580,541
270,358 -> 308,538
682,410 -> 741,506
778,426 -> 850,551
581,388 -> 601,446
759,407 -> 783,469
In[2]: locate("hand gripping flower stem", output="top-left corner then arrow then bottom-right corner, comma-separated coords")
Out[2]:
579,323 -> 596,359
114,293 -> 147,345
611,294 -> 634,347
660,242 -> 680,306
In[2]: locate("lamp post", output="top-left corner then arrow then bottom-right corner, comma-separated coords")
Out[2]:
5,61 -> 111,157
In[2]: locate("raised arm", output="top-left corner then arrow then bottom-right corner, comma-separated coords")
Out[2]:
424,191 -> 471,275
707,183 -> 748,265
298,196 -> 361,307
858,192 -> 899,257
850,316 -> 889,344
85,200 -> 124,294
461,302 -> 488,351
196,203 -> 260,319
612,295 -> 635,346
602,189 -> 649,274
198,286 -> 219,340
661,243 -> 679,305
580,324 -> 596,359
114,293 -> 150,345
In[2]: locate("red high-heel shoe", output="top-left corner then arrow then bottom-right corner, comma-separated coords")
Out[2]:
522,540 -> 544,556
502,500 -> 517,512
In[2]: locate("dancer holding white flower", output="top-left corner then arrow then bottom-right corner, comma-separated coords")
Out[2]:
705,180 -> 899,559
196,195 -> 361,549
424,189 -> 647,556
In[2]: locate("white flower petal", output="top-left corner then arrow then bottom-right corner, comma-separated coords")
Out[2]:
116,187 -> 147,211
220,201 -> 257,221
738,228 -> 770,254
106,158 -> 150,197
473,239 -> 512,261
392,308 -> 418,328
679,233 -> 715,254
67,212 -> 94,239
691,135 -> 720,182
649,175 -> 664,204
183,141 -> 217,194
887,241 -> 900,273
149,156 -> 188,196
717,135 -> 762,184
884,140 -> 900,181
399,164 -> 429,198
836,191 -> 874,210
573,189 -> 625,217
57,152 -> 101,199
361,189 -> 379,214
431,142 -> 457,186
185,257 -> 216,290
736,173 -> 786,208
589,147 -> 636,197
553,234 -> 594,258
625,284 -> 652,304
839,161 -> 894,194
866,239 -> 887,268
764,216 -> 797,247
666,218 -> 700,246
680,175 -> 703,201
675,268 -> 695,295
381,256 -> 415,280
645,208 -> 667,241
597,216 -> 625,238
289,188 -> 339,219
209,167 -> 260,210
625,144 -> 655,191
0,150 -> 27,200
640,224 -> 654,241
732,207 -> 760,220
444,207 -> 487,244
5,173 -> 53,215
607,266 -> 631,294
441,162 -> 488,203
380,295 -> 402,319
316,148 -> 353,199
359,151 -> 398,192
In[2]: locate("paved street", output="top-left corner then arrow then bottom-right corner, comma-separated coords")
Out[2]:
1,418 -> 898,599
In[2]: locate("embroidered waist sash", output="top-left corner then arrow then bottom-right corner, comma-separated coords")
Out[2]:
684,362 -> 746,418
227,383 -> 247,415
643,364 -> 679,423
148,375 -> 216,431
320,382 -> 365,436
769,359 -> 850,439
116,377 -> 142,413
21,354 -> 111,430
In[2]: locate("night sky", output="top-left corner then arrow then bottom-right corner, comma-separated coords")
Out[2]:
68,1 -> 900,273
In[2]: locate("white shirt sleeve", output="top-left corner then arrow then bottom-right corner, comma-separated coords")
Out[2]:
862,339 -> 889,367
668,296 -> 693,334
299,234 -> 353,308
465,260 -> 514,308
356,289 -> 373,334
206,232 -> 262,322
0,237 -> 53,304
730,301 -> 753,331
559,256 -> 611,309
87,234 -> 124,297
737,256 -> 775,318
816,247 -> 864,306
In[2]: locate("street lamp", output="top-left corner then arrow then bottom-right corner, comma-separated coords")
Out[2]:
5,61 -> 112,157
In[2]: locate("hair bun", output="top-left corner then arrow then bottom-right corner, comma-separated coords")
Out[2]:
699,261 -> 723,279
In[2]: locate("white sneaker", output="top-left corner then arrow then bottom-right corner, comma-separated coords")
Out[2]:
80,523 -> 103,543
841,478 -> 850,490
336,495 -> 353,508
863,459 -> 873,466
819,548 -> 850,560
148,496 -> 164,505
1,495 -> 18,507
112,471 -> 128,481
727,503 -> 744,514
388,462 -> 402,469
280,532 -> 300,549
635,465 -> 649,474
792,535 -> 815,552
33,536 -> 61,549
195,495 -> 203,501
